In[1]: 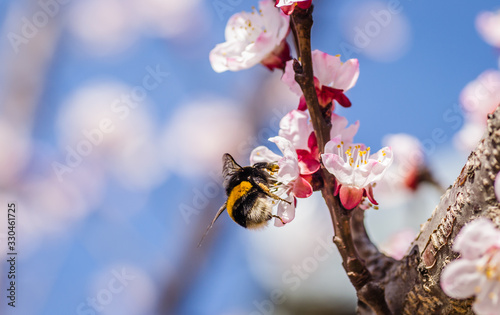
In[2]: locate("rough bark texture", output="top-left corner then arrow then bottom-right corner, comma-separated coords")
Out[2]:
396,106 -> 500,314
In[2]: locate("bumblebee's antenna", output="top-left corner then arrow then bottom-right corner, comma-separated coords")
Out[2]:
197,202 -> 227,247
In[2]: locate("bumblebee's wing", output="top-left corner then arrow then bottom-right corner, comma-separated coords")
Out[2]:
222,153 -> 242,188
197,202 -> 227,247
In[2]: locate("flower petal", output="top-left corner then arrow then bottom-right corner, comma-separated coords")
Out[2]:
269,136 -> 300,183
274,195 -> 295,226
278,109 -> 314,151
441,258 -> 482,299
293,176 -> 313,198
334,58 -> 360,91
473,279 -> 500,315
282,59 -> 303,95
322,152 -> 353,185
209,0 -> 289,72
250,146 -> 281,165
297,150 -> 320,175
339,185 -> 364,210
453,218 -> 500,259
330,114 -> 359,144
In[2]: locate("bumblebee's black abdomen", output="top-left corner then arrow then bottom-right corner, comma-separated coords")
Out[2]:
226,181 -> 273,229
231,190 -> 259,228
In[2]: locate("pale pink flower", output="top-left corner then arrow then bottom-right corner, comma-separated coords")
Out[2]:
278,109 -> 314,151
282,49 -> 359,109
275,0 -> 312,15
441,218 -> 500,315
380,229 -> 415,260
329,113 -> 359,144
455,70 -> 500,151
476,11 -> 500,48
250,136 -> 313,226
278,109 -> 319,175
322,137 -> 393,210
460,70 -> 500,124
209,0 -> 290,72
383,133 -> 425,191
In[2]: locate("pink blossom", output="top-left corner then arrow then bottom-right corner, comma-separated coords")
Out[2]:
209,0 -> 290,72
380,229 -> 416,260
282,50 -> 359,109
329,113 -> 359,144
278,109 -> 320,175
322,137 -> 393,210
383,133 -> 425,191
455,70 -> 500,151
275,0 -> 312,15
476,11 -> 500,48
250,136 -> 313,226
278,109 -> 314,151
441,218 -> 500,315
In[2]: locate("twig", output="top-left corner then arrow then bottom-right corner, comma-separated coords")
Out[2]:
291,6 -> 392,314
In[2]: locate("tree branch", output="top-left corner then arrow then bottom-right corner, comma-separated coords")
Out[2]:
291,6 -> 392,314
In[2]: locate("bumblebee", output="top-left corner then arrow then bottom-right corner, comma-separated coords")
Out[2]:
198,153 -> 289,246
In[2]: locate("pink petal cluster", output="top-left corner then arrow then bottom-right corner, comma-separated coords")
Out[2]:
250,136 -> 313,226
441,218 -> 500,315
455,70 -> 500,151
282,49 -> 359,110
476,11 -> 500,48
275,0 -> 312,15
209,0 -> 290,73
278,109 -> 320,176
322,123 -> 393,210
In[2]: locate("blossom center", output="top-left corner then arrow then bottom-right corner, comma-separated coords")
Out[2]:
337,142 -> 373,168
230,7 -> 267,43
477,247 -> 500,282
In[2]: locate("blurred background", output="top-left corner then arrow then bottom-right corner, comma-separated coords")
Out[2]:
0,0 -> 499,314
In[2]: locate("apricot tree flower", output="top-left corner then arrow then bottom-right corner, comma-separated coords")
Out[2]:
282,49 -> 359,109
455,70 -> 500,151
278,109 -> 319,175
441,218 -> 500,315
476,10 -> 500,48
382,133 -> 425,191
209,0 -> 290,72
275,0 -> 312,15
322,138 -> 393,210
250,136 -> 313,226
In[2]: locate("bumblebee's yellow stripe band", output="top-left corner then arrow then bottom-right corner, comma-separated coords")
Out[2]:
226,181 -> 253,221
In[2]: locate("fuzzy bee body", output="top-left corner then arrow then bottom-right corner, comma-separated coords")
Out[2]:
198,154 -> 289,246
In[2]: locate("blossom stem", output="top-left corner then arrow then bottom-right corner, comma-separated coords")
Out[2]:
290,6 -> 329,152
291,6 -> 392,314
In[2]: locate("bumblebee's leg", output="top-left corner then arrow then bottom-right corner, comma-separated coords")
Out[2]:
253,162 -> 279,173
272,215 -> 286,225
256,182 -> 292,205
